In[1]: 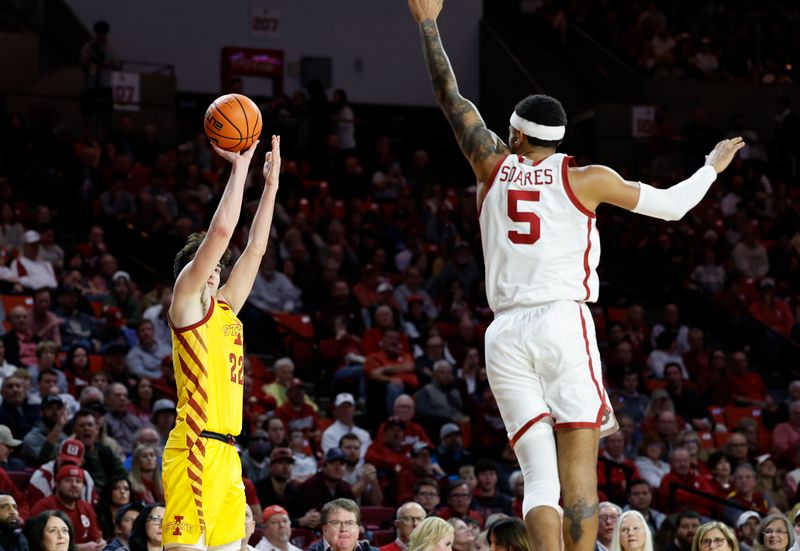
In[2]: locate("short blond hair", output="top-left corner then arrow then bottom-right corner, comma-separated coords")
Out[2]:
407,517 -> 454,551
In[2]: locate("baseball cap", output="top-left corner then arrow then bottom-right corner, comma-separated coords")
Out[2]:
736,510 -> 760,528
385,416 -> 406,430
115,502 -> 145,525
22,230 -> 41,244
270,447 -> 295,463
323,448 -> 347,464
335,393 -> 355,407
0,426 -> 21,447
411,441 -> 432,456
112,271 -> 131,283
262,505 -> 289,523
376,282 -> 393,293
288,378 -> 305,390
760,277 -> 776,289
440,423 -> 461,439
42,395 -> 64,408
58,438 -> 85,465
152,398 -> 176,416
56,465 -> 84,482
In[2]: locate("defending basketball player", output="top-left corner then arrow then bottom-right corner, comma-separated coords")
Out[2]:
162,134 -> 281,551
407,1 -> 744,550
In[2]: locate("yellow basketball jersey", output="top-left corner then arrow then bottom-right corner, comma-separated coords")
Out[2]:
167,297 -> 244,449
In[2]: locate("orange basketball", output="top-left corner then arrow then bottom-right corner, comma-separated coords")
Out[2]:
204,93 -> 263,152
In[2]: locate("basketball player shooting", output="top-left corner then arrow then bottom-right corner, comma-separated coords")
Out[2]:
407,1 -> 744,549
162,135 -> 281,551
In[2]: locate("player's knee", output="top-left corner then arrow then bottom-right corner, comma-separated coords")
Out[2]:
513,420 -> 562,516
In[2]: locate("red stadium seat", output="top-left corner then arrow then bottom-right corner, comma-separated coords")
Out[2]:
708,406 -> 726,428
725,406 -> 764,429
361,506 -> 395,531
697,431 -> 715,449
8,469 -> 33,491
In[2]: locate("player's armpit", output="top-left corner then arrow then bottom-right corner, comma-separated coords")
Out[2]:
569,165 -> 641,213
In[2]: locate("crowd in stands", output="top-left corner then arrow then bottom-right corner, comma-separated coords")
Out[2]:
0,30 -> 800,549
522,0 -> 800,83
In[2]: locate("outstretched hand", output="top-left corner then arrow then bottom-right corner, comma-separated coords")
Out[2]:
705,136 -> 745,174
211,140 -> 260,165
262,135 -> 281,188
408,0 -> 443,23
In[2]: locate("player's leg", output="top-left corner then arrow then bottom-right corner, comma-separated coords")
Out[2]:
163,447 -> 208,551
555,428 -> 600,551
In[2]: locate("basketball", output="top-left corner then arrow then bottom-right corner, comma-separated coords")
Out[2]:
204,94 -> 263,152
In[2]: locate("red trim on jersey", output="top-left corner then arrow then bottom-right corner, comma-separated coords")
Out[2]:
191,329 -> 208,353
169,297 -> 216,332
554,420 -> 601,430
478,155 -> 509,216
581,218 -> 593,301
562,156 -> 595,218
178,356 -> 209,402
578,303 -> 605,412
509,412 -> 552,447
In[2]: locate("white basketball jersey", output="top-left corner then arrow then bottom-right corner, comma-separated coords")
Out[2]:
479,153 -> 600,314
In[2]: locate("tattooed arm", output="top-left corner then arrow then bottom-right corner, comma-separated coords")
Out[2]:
409,0 -> 508,200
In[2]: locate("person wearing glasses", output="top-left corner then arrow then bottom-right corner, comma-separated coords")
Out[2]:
308,498 -> 378,551
755,515 -> 795,551
438,480 -> 483,525
382,502 -> 427,551
414,479 -> 441,517
128,502 -> 165,551
608,510 -> 652,551
691,522 -> 740,551
595,503 -> 622,551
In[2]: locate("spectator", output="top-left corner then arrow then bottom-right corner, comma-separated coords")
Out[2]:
726,432 -> 753,470
624,479 -> 665,534
414,478 -> 441,516
321,393 -> 372,457
55,287 -> 95,351
30,466 -> 105,548
70,409 -> 127,494
691,521 -> 740,551
376,394 -> 432,454
651,304 -> 690,355
129,445 -> 162,503
436,423 -> 473,476
22,394 -> 69,466
755,514 -> 794,551
472,460 -> 512,517
414,334 -> 454,387
737,511 -> 761,551
707,451 -> 734,498
608,510 -> 652,551
150,399 -> 175,447
722,463 -> 776,525
10,231 -> 57,291
756,454 -> 788,512
141,290 -> 171,352
774,402 -> 800,463
31,289 -> 62,347
127,502 -> 164,551
415,360 -> 465,435
663,511 -> 700,551
30,346 -> 70,399
63,345 -> 92,398
365,328 -> 419,414
27,438 -> 96,509
612,369 -> 649,424
728,352 -> 770,408
749,278 -> 794,338
0,375 -> 38,439
599,431 -> 641,505
2,307 -> 39,368
731,227 -> 769,279
0,341 -> 17,388
127,378 -> 155,424
596,502 -> 621,551
0,492 -> 27,550
254,447 -> 319,530
309,498 -> 378,551
365,417 -> 411,475
382,502 -> 427,551
24,510 -> 75,551
339,434 -> 381,506
125,321 -> 170,380
437,481 -> 482,525
94,475 -> 133,542
647,332 -> 688,380
103,384 -> 143,456
657,447 -> 715,516
241,429 -> 270,483
263,358 -> 318,411
665,364 -> 712,431
274,379 -> 320,439
102,501 -> 142,551
108,272 -> 141,326
396,442 -> 444,505
255,505 -> 303,551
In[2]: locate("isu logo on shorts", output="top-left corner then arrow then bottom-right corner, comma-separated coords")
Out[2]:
166,515 -> 194,536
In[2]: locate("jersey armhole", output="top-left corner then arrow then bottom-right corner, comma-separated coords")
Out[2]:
168,296 -> 215,333
477,155 -> 509,216
562,156 -> 596,219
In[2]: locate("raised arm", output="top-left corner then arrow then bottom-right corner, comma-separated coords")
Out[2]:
219,135 -> 282,314
170,142 -> 258,327
409,0 -> 508,186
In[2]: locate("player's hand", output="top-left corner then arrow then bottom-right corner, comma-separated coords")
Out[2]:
263,135 -> 281,188
211,140 -> 260,166
408,0 -> 443,23
704,136 -> 745,174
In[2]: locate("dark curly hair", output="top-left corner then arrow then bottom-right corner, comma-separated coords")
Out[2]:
513,94 -> 567,149
173,231 -> 231,278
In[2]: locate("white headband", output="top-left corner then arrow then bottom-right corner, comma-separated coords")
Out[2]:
510,112 -> 565,141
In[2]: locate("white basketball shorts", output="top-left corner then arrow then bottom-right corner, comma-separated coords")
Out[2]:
485,300 -> 618,447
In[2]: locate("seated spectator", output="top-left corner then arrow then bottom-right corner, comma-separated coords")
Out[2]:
365,328 -> 419,414
437,480 -> 483,525
414,360 -> 465,437
598,431 -> 641,505
150,398 -> 175,447
726,431 -> 754,469
706,450 -> 733,498
749,278 -> 794,337
339,433 -> 381,506
10,230 -> 57,291
362,304 -> 408,355
647,331 -> 688,380
773,401 -> 800,464
662,510 -> 700,551
128,378 -> 155,424
54,286 -> 95,350
595,502 -> 621,551
2,307 -> 39,368
70,409 -> 127,494
109,271 -> 142,326
728,351 -> 771,408
365,416 -> 411,475
30,288 -> 62,347
0,492 -> 26,549
30,343 -> 70,397
695,349 -> 734,406
63,344 -> 92,397
471,460 -> 512,517
394,266 -> 437,319
22,394 -> 69,466
675,430 -> 707,477
436,423 -> 473,477
0,341 -> 17,388
382,502 -> 426,551
125,320 -> 170,380
736,511 -> 760,551
30,465 -> 105,547
141,289 -> 171,352
129,445 -> 163,503
612,368 -> 650,424
447,517 -> 476,551
657,447 -> 716,517
103,383 -> 143,456
308,498 -> 377,551
101,499 -> 142,551
27,438 -> 96,508
754,514 -> 794,551
396,442 -> 444,505
458,465 -> 477,494
241,429 -> 271,483
692,521 -> 740,551
640,390 -> 686,437
722,463 -> 777,525
731,227 -> 769,279
127,502 -> 164,551
0,375 -> 39,439
608,510 -> 652,551
665,364 -> 712,431
375,394 -> 432,454
254,447 -> 320,530
756,454 -> 789,513
256,504 -> 303,551
321,393 -> 372,457
263,358 -> 318,411
24,510 -> 76,551
0,425 -> 23,477
274,379 -> 320,439
95,475 -> 134,541
623,479 -> 666,534
651,304 -> 690,355
681,328 -> 708,381
414,334 -> 455,387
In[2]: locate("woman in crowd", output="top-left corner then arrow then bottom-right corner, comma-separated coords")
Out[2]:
129,445 -> 164,503
677,429 -> 708,475
128,377 -> 155,424
755,514 -> 794,551
447,519 -> 476,551
610,510 -> 653,551
634,435 -> 670,489
486,517 -> 532,551
64,344 -> 92,397
407,517 -> 454,551
640,390 -> 686,435
691,521 -> 740,551
756,455 -> 789,512
707,451 -> 734,498
25,510 -> 75,551
95,475 -> 133,540
128,502 -> 165,551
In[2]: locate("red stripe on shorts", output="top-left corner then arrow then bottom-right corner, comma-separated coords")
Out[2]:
509,412 -> 552,447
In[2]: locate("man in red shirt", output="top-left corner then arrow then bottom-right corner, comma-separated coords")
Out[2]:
773,401 -> 800,463
658,447 -> 716,517
365,329 -> 419,413
395,442 -> 444,504
597,431 -> 641,505
365,417 -> 411,476
376,395 -> 432,455
748,278 -> 794,337
728,351 -> 771,408
31,465 -> 105,549
380,502 -> 426,551
722,463 -> 776,525
274,379 -> 320,439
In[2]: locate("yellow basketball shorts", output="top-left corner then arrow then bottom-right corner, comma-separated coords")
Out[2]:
162,438 -> 245,547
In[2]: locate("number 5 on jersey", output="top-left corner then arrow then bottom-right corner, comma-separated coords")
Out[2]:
508,190 -> 541,245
